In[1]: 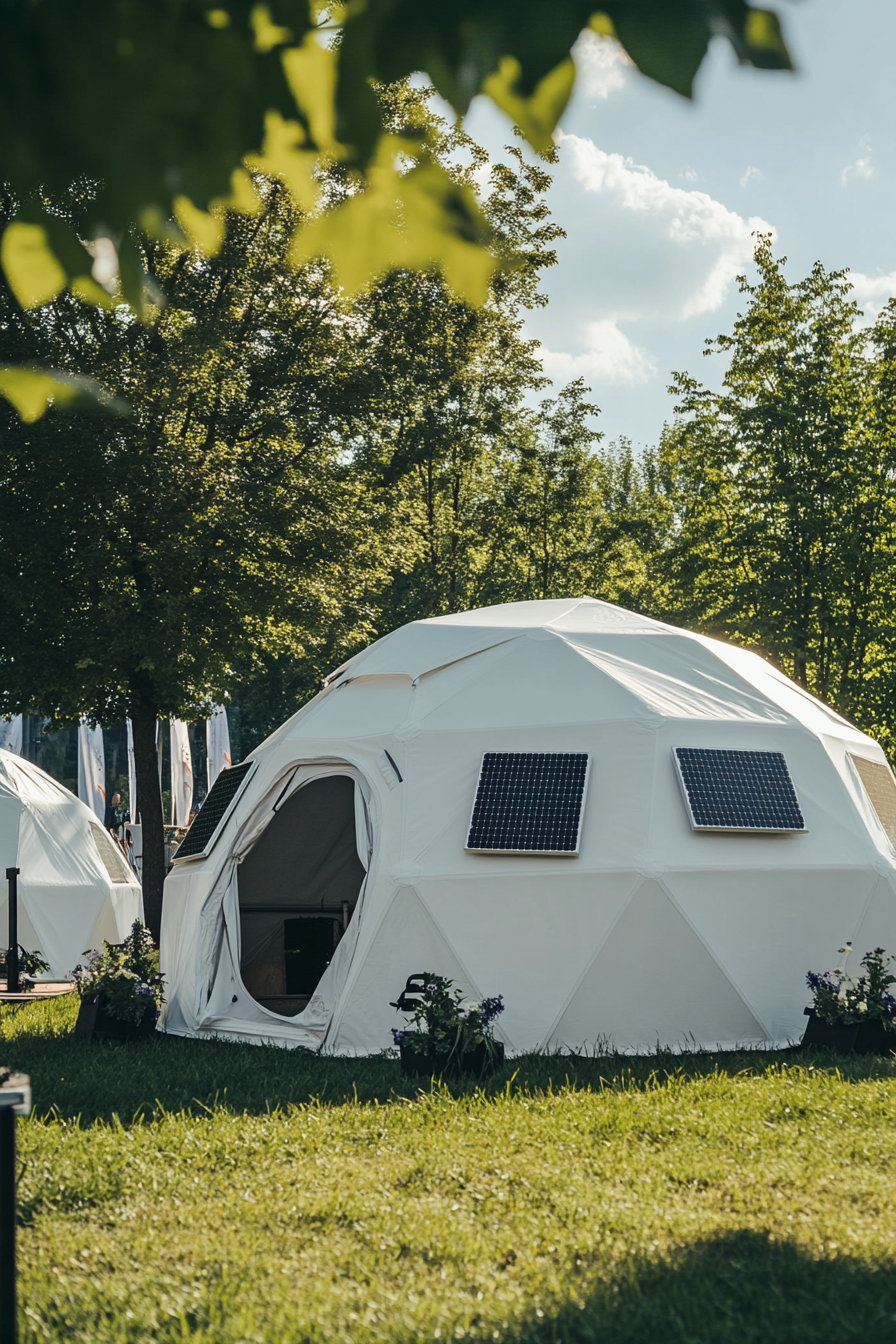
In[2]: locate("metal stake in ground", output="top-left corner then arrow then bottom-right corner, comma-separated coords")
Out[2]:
0,1069 -> 31,1344
5,868 -> 20,994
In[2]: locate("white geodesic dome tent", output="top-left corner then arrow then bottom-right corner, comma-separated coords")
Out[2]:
160,598 -> 896,1053
0,748 -> 143,978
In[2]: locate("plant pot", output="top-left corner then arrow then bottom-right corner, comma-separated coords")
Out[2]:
74,994 -> 159,1042
400,1040 -> 505,1078
800,1008 -> 894,1055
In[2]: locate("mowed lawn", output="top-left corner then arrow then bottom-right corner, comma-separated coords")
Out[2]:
3,996 -> 896,1344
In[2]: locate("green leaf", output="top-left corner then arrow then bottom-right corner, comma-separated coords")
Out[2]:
0,223 -> 68,309
0,368 -> 129,422
291,151 -> 496,303
482,57 -> 576,155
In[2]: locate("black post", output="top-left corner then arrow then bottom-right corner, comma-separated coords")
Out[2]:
0,1070 -> 30,1344
5,868 -> 19,995
0,1107 -> 16,1343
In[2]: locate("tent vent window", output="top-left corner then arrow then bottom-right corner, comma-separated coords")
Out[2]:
89,823 -> 133,883
849,754 -> 896,846
237,775 -> 365,1016
674,747 -> 805,833
466,752 -> 589,855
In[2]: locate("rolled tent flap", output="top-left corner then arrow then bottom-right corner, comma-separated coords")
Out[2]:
170,719 -> 193,826
77,719 -> 105,820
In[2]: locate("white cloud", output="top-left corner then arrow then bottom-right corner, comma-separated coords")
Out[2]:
541,320 -> 657,386
572,30 -> 632,100
850,269 -> 896,319
681,167 -> 699,183
740,166 -> 763,188
557,132 -> 773,320
842,142 -> 874,185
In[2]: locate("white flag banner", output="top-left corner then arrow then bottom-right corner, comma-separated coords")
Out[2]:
77,719 -> 106,820
207,705 -> 232,790
126,719 -> 138,821
0,714 -> 23,755
170,718 -> 194,827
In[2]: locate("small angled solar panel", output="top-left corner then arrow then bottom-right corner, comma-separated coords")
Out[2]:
173,761 -> 254,862
849,753 -> 896,846
674,747 -> 805,833
466,752 -> 589,855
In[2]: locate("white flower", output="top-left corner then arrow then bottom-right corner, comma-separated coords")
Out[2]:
838,989 -> 849,1003
857,1001 -> 868,1014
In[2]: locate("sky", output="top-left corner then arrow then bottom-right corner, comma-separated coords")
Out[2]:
463,0 -> 896,449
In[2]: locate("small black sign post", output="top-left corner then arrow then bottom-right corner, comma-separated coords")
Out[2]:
0,1069 -> 31,1344
5,867 -> 20,994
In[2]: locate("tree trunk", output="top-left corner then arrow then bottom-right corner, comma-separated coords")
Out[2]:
131,703 -> 165,942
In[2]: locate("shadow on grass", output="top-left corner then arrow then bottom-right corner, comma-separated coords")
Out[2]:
3,995 -> 895,1124
509,1229 -> 896,1344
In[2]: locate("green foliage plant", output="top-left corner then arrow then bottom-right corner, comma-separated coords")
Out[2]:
71,921 -> 163,1025
392,974 -> 505,1068
806,943 -> 896,1028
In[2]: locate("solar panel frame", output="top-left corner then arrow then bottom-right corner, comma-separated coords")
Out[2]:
465,751 -> 591,856
673,746 -> 806,833
171,760 -> 256,863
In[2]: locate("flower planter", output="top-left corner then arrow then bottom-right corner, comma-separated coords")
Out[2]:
74,994 -> 159,1042
800,1008 -> 894,1055
400,1040 -> 505,1078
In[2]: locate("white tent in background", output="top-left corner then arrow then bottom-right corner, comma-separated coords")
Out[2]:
0,715 -> 23,756
160,598 -> 896,1055
207,706 -> 231,790
0,748 -> 143,978
77,719 -> 106,820
170,719 -> 193,826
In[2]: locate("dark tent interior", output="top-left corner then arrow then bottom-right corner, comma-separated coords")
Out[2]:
237,775 -> 365,1015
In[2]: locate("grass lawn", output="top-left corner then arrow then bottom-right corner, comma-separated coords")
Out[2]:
2,996 -> 896,1343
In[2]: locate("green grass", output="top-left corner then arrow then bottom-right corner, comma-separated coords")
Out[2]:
3,996 -> 896,1343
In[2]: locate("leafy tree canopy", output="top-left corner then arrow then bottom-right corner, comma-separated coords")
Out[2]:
0,1 -> 793,418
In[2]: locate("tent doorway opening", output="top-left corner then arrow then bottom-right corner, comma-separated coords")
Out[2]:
237,773 -> 366,1016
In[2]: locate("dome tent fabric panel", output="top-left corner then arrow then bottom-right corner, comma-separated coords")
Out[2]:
0,747 -> 142,978
160,597 -> 896,1054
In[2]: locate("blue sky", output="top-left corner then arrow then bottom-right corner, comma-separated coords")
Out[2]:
465,0 -> 896,449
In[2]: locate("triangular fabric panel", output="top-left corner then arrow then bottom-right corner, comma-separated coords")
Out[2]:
327,886 -> 479,1054
548,879 -> 765,1051
416,871 -> 643,1049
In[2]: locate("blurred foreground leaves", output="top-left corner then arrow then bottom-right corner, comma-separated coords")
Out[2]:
0,0 -> 794,417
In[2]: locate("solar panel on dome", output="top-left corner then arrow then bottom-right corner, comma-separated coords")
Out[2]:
674,747 -> 805,833
849,753 -> 896,846
172,761 -> 255,862
466,752 -> 589,855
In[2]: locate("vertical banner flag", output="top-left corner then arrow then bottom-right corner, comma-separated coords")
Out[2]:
0,714 -> 23,755
170,718 -> 194,827
77,719 -> 106,819
126,719 -> 138,821
207,705 -> 231,790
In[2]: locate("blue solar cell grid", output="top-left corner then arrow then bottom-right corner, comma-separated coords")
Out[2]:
466,752 -> 589,855
674,747 -> 805,832
174,761 -> 255,860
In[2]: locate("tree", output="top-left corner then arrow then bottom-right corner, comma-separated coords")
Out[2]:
0,1 -> 794,420
661,239 -> 896,752
0,180 -> 391,935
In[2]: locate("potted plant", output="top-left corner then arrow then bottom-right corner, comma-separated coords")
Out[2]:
390,973 -> 505,1077
802,943 -> 896,1054
1,946 -> 50,990
72,921 -> 164,1042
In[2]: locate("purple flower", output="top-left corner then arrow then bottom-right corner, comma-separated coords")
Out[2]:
392,1029 -> 405,1045
807,970 -> 840,994
135,983 -> 154,997
881,992 -> 896,1019
479,995 -> 505,1027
